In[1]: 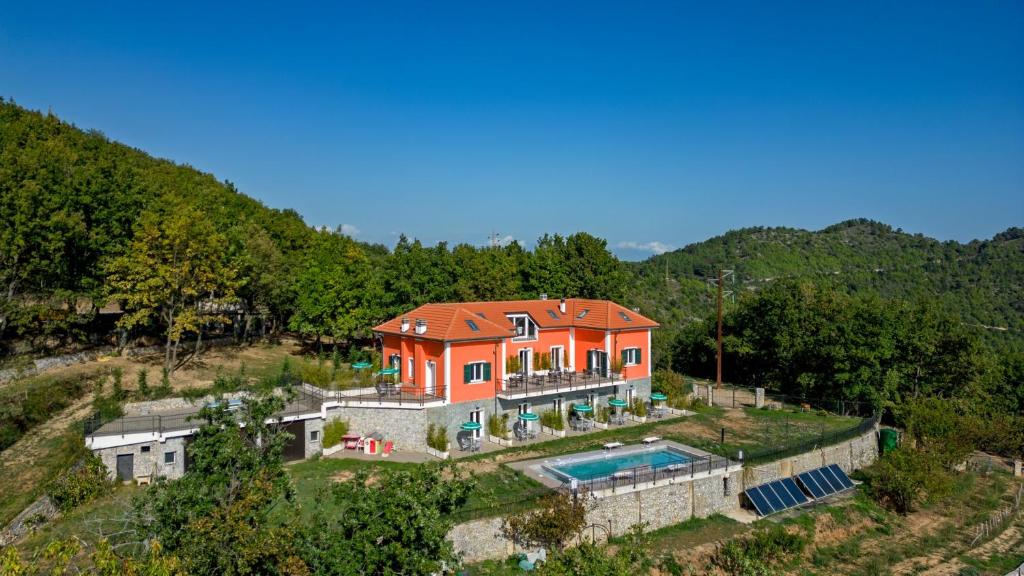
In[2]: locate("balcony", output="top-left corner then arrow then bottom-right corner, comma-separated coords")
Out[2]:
497,370 -> 624,400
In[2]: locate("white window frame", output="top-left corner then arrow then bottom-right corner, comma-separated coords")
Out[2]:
408,357 -> 415,381
468,361 -> 487,384
469,408 -> 484,439
553,397 -> 563,413
518,402 -> 531,415
508,314 -> 538,342
623,347 -> 641,366
164,451 -> 175,464
550,346 -> 564,371
310,430 -> 320,443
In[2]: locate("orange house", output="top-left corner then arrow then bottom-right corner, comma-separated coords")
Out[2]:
373,297 -> 658,442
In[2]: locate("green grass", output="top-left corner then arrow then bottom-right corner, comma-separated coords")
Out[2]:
19,484 -> 141,553
0,430 -> 89,526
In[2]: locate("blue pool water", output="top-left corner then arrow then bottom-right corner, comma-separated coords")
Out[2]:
549,448 -> 691,480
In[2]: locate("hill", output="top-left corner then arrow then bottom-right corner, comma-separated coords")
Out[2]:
629,219 -> 1024,351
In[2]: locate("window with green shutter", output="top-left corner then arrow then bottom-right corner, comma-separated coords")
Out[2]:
466,362 -> 487,383
622,348 -> 641,366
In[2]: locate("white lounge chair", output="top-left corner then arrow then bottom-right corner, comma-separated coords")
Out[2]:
603,442 -> 624,450
642,436 -> 662,445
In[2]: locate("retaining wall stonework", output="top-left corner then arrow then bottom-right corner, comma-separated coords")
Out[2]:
324,406 -> 430,451
450,426 -> 879,562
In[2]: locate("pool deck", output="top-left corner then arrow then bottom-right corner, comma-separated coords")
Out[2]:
508,439 -> 739,494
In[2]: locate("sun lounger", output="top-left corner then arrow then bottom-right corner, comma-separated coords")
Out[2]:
642,436 -> 662,445
603,442 -> 624,450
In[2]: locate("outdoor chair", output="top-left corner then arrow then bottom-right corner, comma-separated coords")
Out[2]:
457,436 -> 471,451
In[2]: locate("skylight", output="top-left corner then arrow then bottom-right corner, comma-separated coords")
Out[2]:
466,319 -> 480,332
476,312 -> 486,319
618,311 -> 632,322
576,309 -> 589,319
547,309 -> 559,319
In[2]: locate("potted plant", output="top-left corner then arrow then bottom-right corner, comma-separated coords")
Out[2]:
506,355 -> 521,375
540,410 -> 566,437
425,423 -> 450,459
487,413 -> 513,446
630,397 -> 648,423
610,357 -> 624,378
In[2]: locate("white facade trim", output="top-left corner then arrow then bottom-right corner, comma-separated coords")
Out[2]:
568,327 -> 576,370
444,342 -> 452,403
647,329 -> 652,377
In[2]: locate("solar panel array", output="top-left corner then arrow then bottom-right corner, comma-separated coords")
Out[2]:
745,477 -> 809,517
745,465 -> 855,517
796,464 -> 854,499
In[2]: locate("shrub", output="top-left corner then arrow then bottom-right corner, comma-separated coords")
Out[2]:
540,410 -> 565,431
299,362 -> 333,387
488,413 -> 510,439
136,369 -> 150,398
157,367 -> 172,397
48,454 -> 112,512
595,406 -> 610,423
111,368 -> 125,401
863,446 -> 952,514
502,491 -> 589,550
631,397 -> 647,417
426,423 -> 448,452
322,419 -> 350,448
710,525 -> 806,575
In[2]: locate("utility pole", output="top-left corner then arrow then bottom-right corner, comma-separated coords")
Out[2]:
707,269 -> 734,389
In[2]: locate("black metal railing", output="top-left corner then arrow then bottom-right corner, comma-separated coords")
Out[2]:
499,370 -> 624,398
561,453 -> 734,494
446,486 -> 556,523
738,412 -> 880,466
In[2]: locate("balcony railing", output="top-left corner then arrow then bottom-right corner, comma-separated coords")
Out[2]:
498,370 -> 623,399
304,381 -> 446,407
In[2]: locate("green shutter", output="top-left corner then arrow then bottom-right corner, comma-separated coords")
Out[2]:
483,363 -> 491,381
621,350 -> 628,365
463,364 -> 473,384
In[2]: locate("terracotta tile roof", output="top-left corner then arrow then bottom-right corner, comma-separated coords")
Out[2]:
373,298 -> 658,342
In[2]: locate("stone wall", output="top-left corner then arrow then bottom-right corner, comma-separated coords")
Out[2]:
0,495 -> 58,546
324,405 -> 430,451
451,426 -> 880,562
95,436 -> 188,481
743,427 -> 879,487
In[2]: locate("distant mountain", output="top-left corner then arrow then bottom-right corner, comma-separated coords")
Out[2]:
628,219 -> 1024,349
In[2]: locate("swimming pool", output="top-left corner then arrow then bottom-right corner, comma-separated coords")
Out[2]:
546,446 -> 692,481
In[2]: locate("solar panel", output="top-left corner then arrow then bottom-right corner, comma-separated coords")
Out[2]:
797,471 -> 828,498
746,476 -> 815,517
827,465 -> 855,489
746,486 -> 776,516
812,469 -> 840,494
780,477 -> 809,505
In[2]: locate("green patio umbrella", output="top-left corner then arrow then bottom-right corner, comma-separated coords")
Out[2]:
650,393 -> 668,402
460,421 -> 482,431
518,412 -> 539,421
572,404 -> 593,413
376,368 -> 399,376
352,361 -> 372,369
608,398 -> 628,408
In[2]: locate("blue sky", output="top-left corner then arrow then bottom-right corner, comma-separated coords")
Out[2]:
2,1 -> 1021,260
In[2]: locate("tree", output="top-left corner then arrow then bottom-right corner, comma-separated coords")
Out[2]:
105,203 -> 237,374
135,392 -> 304,574
502,491 -> 590,551
296,460 -> 474,575
289,229 -> 382,347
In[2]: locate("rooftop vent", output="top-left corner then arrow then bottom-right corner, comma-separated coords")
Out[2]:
559,298 -> 566,314
414,319 -> 427,335
400,317 -> 410,333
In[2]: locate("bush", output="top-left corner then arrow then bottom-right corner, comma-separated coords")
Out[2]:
710,525 -> 806,575
426,423 -> 448,452
48,454 -> 112,512
322,419 -> 350,448
863,446 -> 952,514
502,492 -> 589,551
631,397 -> 647,417
540,410 -> 565,431
136,369 -> 150,398
595,406 -> 609,423
299,362 -> 333,387
488,413 -> 509,439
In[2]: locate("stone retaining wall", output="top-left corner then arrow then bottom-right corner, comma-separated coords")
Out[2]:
450,425 -> 880,562
324,405 -> 430,451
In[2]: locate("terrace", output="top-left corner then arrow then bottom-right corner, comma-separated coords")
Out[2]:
497,369 -> 625,400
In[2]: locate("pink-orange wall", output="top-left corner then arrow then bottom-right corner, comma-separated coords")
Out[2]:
573,328 -> 606,371
506,328 -> 572,373
611,329 -> 651,380
380,335 -> 445,394
449,340 -> 501,403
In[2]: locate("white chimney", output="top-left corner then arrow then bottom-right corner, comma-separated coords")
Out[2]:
559,298 -> 566,314
400,317 -> 410,333
415,319 -> 427,335
539,293 -> 548,300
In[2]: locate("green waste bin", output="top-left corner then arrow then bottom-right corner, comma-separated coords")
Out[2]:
879,428 -> 899,454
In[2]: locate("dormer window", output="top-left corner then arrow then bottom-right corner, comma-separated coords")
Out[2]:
508,314 -> 538,341
576,309 -> 589,319
618,311 -> 631,322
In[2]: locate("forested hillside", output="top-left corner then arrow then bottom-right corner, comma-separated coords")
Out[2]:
631,220 -> 1024,354
0,99 -> 628,368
